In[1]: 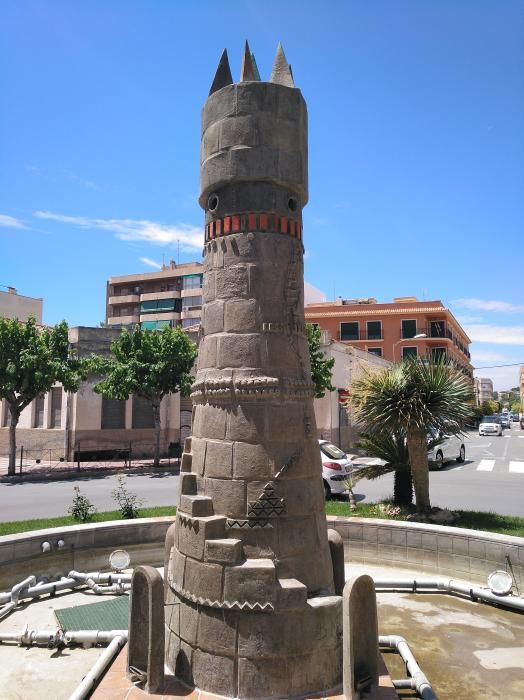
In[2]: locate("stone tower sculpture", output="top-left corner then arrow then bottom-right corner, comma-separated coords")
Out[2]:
164,42 -> 342,698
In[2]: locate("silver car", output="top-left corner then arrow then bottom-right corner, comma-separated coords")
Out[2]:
427,427 -> 466,469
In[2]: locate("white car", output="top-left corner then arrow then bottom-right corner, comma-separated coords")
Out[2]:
427,427 -> 466,469
319,439 -> 353,499
479,416 -> 503,437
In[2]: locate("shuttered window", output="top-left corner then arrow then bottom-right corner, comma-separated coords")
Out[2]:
132,395 -> 154,428
101,397 -> 126,429
33,395 -> 45,428
50,387 -> 62,428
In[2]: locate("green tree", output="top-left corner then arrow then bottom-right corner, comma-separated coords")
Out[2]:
349,358 -> 473,512
0,317 -> 84,476
354,430 -> 413,507
90,325 -> 198,467
306,324 -> 335,398
511,401 -> 522,415
481,399 -> 500,415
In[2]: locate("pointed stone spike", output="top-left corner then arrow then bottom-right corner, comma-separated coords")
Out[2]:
251,53 -> 261,81
209,49 -> 233,95
270,42 -> 295,87
240,40 -> 256,82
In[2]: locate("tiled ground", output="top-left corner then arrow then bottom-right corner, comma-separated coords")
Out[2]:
92,646 -> 398,700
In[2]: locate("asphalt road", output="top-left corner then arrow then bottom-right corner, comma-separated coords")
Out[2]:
0,424 -> 523,522
352,423 -> 524,516
0,470 -> 181,523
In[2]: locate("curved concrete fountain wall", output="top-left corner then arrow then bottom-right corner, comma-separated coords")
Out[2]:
1,516 -> 522,589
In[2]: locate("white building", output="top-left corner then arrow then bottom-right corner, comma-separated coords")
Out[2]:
313,331 -> 391,451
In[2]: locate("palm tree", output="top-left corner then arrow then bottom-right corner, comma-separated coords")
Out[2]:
354,430 -> 413,507
349,358 -> 473,512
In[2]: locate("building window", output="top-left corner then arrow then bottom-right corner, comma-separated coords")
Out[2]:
141,320 -> 173,331
368,348 -> 382,357
182,295 -> 202,310
33,394 -> 45,428
182,274 -> 203,290
401,320 -> 417,339
431,347 -> 447,363
140,299 -> 181,314
402,347 -> 417,359
101,397 -> 126,429
366,321 -> 382,340
340,322 -> 359,341
132,396 -> 154,429
50,387 -> 62,428
182,317 -> 200,328
429,321 -> 446,338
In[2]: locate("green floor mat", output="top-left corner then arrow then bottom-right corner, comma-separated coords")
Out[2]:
55,595 -> 129,631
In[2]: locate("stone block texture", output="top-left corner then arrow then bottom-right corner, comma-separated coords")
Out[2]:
163,49 -> 341,698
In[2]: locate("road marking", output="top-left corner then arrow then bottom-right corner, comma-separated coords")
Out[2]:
477,460 -> 495,472
504,435 -> 511,438
509,461 -> 524,474
518,436 -> 524,439
470,443 -> 492,448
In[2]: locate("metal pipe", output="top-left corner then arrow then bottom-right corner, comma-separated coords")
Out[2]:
68,634 -> 126,700
0,625 -> 128,648
380,635 -> 438,700
374,577 -> 524,613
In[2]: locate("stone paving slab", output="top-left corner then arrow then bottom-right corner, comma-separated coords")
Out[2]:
92,644 -> 398,699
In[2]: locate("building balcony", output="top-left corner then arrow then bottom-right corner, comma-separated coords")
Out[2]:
139,311 -> 181,322
108,294 -> 139,305
107,315 -> 139,326
181,287 -> 203,298
140,290 -> 181,301
337,330 -> 384,341
181,309 -> 202,320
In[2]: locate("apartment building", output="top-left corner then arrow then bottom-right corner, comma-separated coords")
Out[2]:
105,260 -> 204,331
305,296 -> 472,376
474,377 -> 494,406
0,286 -> 43,323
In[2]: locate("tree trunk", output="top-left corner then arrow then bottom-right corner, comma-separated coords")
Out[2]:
393,469 -> 413,507
8,405 -> 20,477
406,429 -> 431,512
152,402 -> 161,468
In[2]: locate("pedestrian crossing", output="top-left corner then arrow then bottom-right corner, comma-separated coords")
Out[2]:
477,459 -> 495,471
352,455 -> 524,475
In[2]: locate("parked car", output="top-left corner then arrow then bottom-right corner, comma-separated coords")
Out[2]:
499,414 -> 511,429
521,417 -> 524,430
479,415 -> 503,437
319,439 -> 353,499
427,427 -> 466,469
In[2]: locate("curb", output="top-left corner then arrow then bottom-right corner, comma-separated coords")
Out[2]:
0,464 -> 180,484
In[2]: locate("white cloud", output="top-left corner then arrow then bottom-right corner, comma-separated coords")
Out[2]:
0,214 -> 25,229
140,257 -> 162,270
304,281 -> 326,305
68,173 -> 101,191
465,324 -> 524,345
33,211 -> 204,251
453,298 -> 524,313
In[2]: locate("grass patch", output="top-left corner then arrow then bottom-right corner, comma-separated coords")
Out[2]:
325,500 -> 524,537
0,505 -> 177,536
2,502 -> 524,539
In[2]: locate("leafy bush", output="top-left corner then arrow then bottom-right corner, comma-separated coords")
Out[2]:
68,486 -> 97,522
111,475 -> 144,519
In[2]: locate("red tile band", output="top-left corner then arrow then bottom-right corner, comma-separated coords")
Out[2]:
205,213 -> 302,242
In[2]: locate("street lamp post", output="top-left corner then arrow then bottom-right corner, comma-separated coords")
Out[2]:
393,333 -> 427,362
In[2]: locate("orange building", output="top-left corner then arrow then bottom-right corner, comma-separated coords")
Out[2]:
305,296 -> 472,376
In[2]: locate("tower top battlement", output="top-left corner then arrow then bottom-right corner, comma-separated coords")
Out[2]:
209,41 -> 295,95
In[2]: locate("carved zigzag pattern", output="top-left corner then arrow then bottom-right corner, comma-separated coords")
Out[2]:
172,582 -> 274,613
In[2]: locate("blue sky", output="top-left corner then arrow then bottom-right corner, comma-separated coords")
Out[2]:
1,1 -> 523,390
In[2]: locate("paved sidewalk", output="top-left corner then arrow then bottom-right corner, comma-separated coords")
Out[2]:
0,457 -> 180,482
